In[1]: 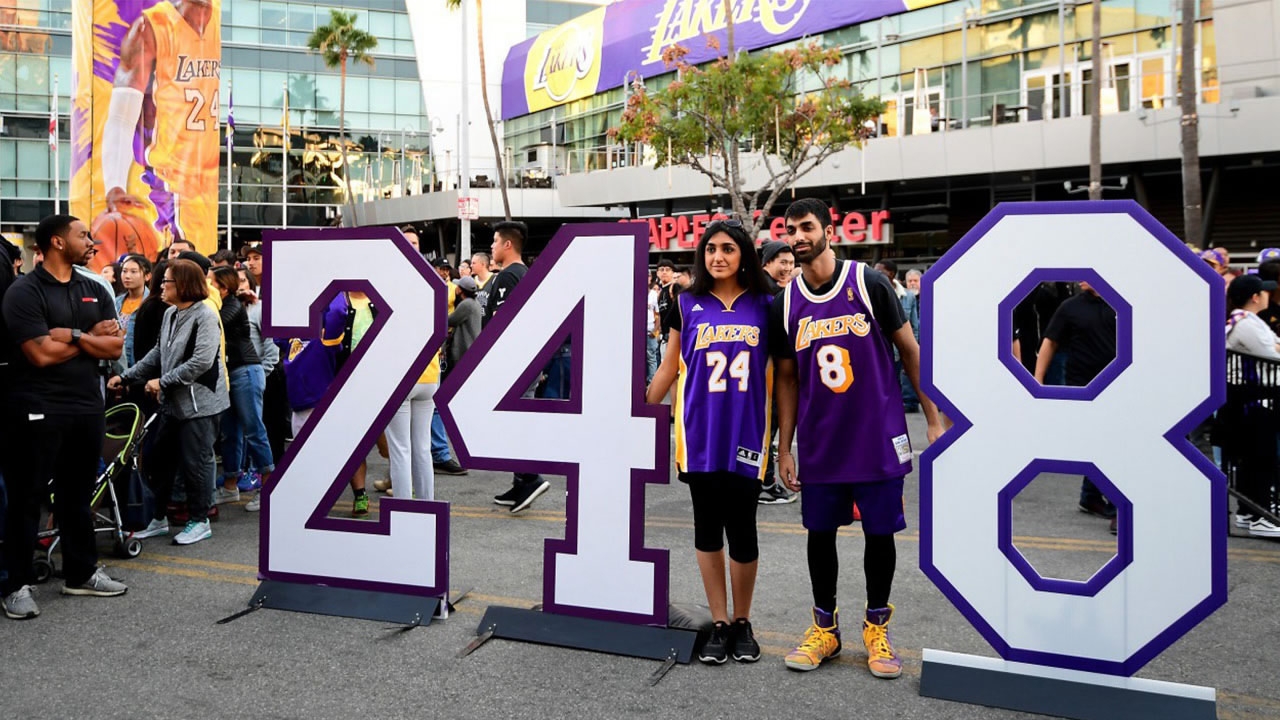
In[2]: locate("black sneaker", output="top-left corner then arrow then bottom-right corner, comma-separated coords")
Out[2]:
759,483 -> 797,505
509,480 -> 551,514
493,487 -> 521,506
730,618 -> 761,662
699,621 -> 730,665
434,459 -> 468,476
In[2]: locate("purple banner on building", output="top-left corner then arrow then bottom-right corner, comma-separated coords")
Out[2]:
502,0 -> 942,120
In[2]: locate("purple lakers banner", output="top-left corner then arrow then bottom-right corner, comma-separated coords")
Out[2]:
501,0 -> 946,120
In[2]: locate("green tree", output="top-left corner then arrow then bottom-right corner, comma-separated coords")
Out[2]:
446,0 -> 512,220
613,39 -> 884,237
307,10 -> 377,223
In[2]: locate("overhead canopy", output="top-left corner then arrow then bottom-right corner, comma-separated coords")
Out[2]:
501,0 -> 947,120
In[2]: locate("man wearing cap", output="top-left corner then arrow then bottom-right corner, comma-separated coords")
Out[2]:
2,215 -> 129,619
1225,273 -> 1280,538
242,244 -> 264,286
1256,259 -> 1280,335
1034,280 -> 1118,523
1227,274 -> 1280,360
760,240 -> 795,295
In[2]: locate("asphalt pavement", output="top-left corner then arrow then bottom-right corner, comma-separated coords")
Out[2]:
2,411 -> 1278,720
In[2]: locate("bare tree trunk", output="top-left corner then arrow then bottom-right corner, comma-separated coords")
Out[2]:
1089,0 -> 1102,200
338,57 -> 358,225
724,0 -> 735,58
475,0 -> 511,220
1179,0 -> 1203,246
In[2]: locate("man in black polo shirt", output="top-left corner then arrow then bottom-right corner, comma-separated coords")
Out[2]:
2,215 -> 128,620
1033,280 -> 1118,522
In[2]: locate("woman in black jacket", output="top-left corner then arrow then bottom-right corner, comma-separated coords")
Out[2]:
210,267 -> 274,504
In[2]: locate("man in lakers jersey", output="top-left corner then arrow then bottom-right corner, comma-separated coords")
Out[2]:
103,0 -> 221,254
769,198 -> 946,679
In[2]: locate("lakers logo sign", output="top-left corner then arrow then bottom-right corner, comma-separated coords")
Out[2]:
532,25 -> 596,102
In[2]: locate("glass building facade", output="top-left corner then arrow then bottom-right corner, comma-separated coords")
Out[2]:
2,0 -> 611,237
1,0 -> 428,235
502,0 -> 1220,175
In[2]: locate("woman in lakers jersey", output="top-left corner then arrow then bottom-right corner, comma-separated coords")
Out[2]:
646,220 -> 773,665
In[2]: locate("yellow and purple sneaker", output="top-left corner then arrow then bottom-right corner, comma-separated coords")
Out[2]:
862,604 -> 902,679
784,607 -> 841,671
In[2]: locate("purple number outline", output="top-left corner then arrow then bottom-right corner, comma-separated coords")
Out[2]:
919,200 -> 1227,676
998,459 -> 1133,597
436,223 -> 672,626
996,269 -> 1133,401
258,226 -> 450,598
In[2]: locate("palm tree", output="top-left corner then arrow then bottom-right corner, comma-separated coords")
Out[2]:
446,0 -> 512,220
307,10 -> 377,225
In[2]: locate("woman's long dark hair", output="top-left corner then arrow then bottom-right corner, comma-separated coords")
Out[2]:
689,220 -> 770,297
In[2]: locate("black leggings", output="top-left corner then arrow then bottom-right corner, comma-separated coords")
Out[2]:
807,530 -> 896,612
686,472 -> 760,563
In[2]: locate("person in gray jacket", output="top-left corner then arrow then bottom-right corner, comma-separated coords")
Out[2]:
448,276 -> 483,373
109,259 -> 229,546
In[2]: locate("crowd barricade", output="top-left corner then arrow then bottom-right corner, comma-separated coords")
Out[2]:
1217,350 -> 1280,525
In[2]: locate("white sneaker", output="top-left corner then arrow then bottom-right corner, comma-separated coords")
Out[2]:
132,518 -> 170,540
245,495 -> 261,512
62,567 -> 128,597
1248,517 -> 1280,539
3,586 -> 39,619
1236,513 -> 1255,529
173,519 -> 212,545
214,487 -> 240,505
372,479 -> 392,493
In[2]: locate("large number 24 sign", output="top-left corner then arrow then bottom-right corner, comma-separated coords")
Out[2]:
259,224 -> 669,624
920,201 -> 1227,677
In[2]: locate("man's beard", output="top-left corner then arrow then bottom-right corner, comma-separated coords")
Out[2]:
794,235 -> 829,264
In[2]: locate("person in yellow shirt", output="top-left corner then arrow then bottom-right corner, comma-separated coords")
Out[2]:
103,0 -> 221,254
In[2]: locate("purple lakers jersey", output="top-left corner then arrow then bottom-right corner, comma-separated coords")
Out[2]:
675,290 -> 773,480
783,261 -> 911,483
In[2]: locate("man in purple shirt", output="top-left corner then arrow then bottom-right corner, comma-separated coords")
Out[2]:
770,199 -> 945,679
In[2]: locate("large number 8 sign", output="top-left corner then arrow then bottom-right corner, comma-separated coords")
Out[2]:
920,202 -> 1227,676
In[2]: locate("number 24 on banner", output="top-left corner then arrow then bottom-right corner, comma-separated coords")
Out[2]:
259,224 -> 670,624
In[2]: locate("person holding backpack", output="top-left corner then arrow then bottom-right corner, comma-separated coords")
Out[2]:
109,259 -> 229,546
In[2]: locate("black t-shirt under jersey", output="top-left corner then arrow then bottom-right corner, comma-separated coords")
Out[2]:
768,261 -> 907,359
2,264 -> 116,414
1042,291 -> 1117,386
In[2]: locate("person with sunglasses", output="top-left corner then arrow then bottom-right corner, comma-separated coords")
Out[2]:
646,219 -> 773,665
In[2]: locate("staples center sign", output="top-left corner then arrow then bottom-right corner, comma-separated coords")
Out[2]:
624,209 -> 892,250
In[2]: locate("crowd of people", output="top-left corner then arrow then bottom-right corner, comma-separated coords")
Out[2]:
0,207 -> 1274,690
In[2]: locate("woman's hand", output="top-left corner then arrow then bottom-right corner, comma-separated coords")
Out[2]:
779,453 -> 800,492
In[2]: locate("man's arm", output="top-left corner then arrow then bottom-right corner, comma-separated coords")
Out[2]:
774,357 -> 800,490
103,15 -> 155,210
892,323 -> 945,444
18,333 -> 81,368
77,324 -> 124,361
1033,337 -> 1059,384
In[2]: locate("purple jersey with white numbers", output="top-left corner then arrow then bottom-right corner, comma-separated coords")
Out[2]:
783,261 -> 911,483
676,290 -> 773,480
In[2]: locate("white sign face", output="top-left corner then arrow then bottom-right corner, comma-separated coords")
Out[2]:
259,227 -> 450,597
920,201 -> 1227,676
437,224 -> 671,625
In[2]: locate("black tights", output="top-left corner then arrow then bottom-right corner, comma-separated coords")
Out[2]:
687,472 -> 761,563
807,530 -> 896,613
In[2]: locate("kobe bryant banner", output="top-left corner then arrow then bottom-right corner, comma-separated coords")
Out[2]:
71,0 -> 223,265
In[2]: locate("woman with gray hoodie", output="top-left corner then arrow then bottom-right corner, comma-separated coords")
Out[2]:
109,259 -> 230,546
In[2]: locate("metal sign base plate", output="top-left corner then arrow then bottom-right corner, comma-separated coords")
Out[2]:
919,649 -> 1218,720
473,605 -> 698,664
248,580 -> 441,627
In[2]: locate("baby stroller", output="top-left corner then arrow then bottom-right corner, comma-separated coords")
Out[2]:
32,403 -> 156,583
